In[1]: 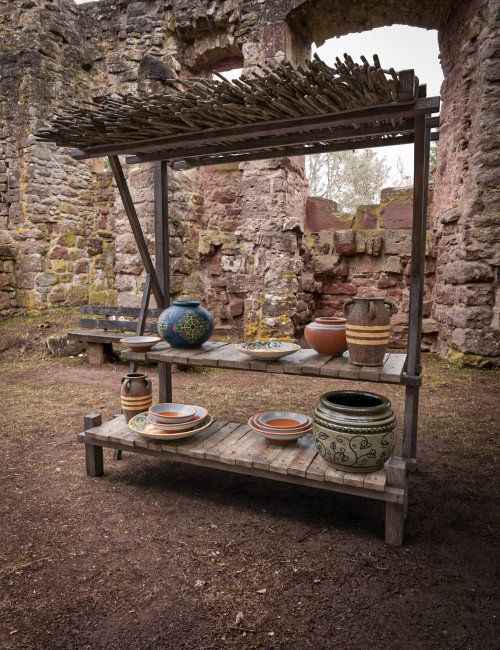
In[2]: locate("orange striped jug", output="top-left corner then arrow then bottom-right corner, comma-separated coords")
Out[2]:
343,297 -> 395,367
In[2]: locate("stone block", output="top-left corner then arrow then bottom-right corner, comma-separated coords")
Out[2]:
305,197 -> 354,232
314,254 -> 339,276
333,230 -> 356,256
383,230 -> 412,255
354,206 -> 378,230
380,200 -> 413,229
45,336 -> 85,357
382,256 -> 402,274
443,260 -> 494,284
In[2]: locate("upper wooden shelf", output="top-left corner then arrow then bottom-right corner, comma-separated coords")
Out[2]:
124,342 -> 418,385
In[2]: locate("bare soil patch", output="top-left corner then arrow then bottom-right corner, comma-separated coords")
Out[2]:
0,310 -> 498,649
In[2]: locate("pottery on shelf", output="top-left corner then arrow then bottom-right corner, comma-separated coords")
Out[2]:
120,372 -> 152,423
248,411 -> 312,444
313,390 -> 396,473
343,297 -> 395,367
120,335 -> 161,352
149,403 -> 197,423
235,341 -> 300,360
128,411 -> 213,440
147,404 -> 208,431
157,301 -> 214,349
304,316 -> 347,356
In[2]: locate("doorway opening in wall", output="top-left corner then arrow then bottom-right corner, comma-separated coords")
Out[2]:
306,26 -> 443,215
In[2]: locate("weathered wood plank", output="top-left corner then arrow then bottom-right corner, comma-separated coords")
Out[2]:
287,441 -> 319,477
218,429 -> 255,464
305,454 -> 327,481
268,435 -> 312,475
380,354 -> 407,382
182,422 -> 241,458
363,468 -> 387,491
69,330 -> 124,344
204,424 -> 250,461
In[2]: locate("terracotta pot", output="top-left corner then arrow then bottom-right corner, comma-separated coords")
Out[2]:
304,317 -> 347,356
313,390 -> 396,473
343,297 -> 395,367
120,372 -> 152,423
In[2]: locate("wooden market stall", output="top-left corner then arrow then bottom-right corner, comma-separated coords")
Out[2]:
37,55 -> 439,545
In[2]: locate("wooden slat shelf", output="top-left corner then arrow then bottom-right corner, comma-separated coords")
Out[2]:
79,415 -> 406,505
124,342 -> 418,385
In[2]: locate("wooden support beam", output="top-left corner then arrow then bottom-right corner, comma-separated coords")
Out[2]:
402,116 -> 431,463
128,273 -> 152,374
83,413 -> 104,476
108,156 -> 163,305
153,161 -> 172,403
72,96 -> 440,160
164,131 -> 439,170
385,457 -> 408,545
128,120 -> 423,165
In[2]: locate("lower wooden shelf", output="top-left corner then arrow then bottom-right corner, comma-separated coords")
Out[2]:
79,415 -> 405,505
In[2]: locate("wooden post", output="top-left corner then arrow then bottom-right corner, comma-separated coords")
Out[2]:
108,156 -> 164,306
154,160 -> 172,403
128,273 -> 152,374
83,414 -> 104,477
385,457 -> 408,545
402,115 -> 430,462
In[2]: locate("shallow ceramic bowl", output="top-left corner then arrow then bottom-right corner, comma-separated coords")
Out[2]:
248,417 -> 310,437
128,412 -> 213,440
256,411 -> 309,429
120,335 -> 161,351
234,341 -> 301,360
148,406 -> 208,431
248,419 -> 307,445
149,403 -> 197,423
252,415 -> 311,434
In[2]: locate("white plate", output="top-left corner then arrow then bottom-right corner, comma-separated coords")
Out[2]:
234,341 -> 300,360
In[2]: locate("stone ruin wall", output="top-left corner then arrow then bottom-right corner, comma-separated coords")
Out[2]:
0,0 -> 498,366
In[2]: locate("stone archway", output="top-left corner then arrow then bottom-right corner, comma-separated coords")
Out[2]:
242,0 -> 499,366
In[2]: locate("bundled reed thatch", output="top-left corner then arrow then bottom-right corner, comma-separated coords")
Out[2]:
35,54 -> 417,150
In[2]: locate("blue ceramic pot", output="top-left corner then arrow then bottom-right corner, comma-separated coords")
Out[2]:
157,301 -> 215,349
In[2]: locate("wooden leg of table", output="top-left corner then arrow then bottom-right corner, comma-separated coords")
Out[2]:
113,449 -> 123,461
85,443 -> 104,477
158,362 -> 172,402
385,457 -> 408,546
87,342 -> 112,365
402,384 -> 419,465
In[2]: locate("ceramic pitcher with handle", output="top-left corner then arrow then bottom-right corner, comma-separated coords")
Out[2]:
343,297 -> 395,367
120,372 -> 152,423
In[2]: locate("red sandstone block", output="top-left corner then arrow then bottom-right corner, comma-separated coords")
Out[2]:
380,200 -> 413,229
333,230 -> 356,256
48,245 -> 68,260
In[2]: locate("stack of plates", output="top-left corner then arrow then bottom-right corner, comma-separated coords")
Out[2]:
248,411 -> 312,444
128,402 -> 212,440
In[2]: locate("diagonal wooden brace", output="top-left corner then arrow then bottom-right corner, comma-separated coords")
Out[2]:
108,155 -> 164,306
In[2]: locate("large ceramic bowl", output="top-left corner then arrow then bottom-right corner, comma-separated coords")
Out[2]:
256,411 -> 309,429
120,336 -> 161,351
149,403 -> 197,423
250,416 -> 311,435
235,341 -> 300,360
313,390 -> 396,473
148,406 -> 208,431
248,418 -> 307,444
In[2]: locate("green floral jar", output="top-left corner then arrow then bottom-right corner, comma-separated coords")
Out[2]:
313,390 -> 396,473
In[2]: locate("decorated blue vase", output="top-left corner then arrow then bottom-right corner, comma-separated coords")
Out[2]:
157,301 -> 215,349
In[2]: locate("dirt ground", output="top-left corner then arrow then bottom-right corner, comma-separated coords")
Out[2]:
0,309 -> 498,649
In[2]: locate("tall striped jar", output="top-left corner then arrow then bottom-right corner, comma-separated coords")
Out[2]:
343,297 -> 395,367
